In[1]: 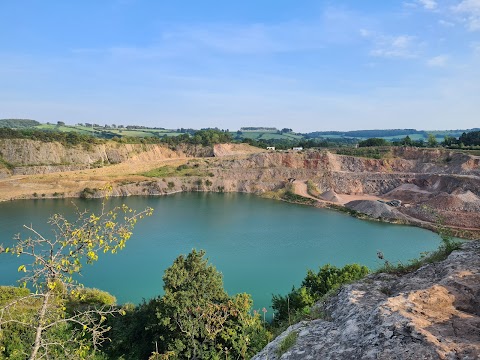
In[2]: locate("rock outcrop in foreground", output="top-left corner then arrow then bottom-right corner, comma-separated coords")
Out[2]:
253,241 -> 480,360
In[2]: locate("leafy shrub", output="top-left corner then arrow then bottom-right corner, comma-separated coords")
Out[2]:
0,286 -> 30,305
68,288 -> 116,308
334,147 -> 391,159
142,165 -> 209,178
0,156 -> 14,170
358,138 -> 390,147
80,187 -> 97,198
282,191 -> 317,205
376,226 -> 461,275
272,263 -> 369,324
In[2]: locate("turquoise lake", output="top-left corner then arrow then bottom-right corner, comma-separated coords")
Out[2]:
0,193 -> 441,313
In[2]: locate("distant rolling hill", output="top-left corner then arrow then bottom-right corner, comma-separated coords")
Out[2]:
1,119 -> 478,143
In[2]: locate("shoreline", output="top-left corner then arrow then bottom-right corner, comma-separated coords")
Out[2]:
1,145 -> 479,240
2,184 -> 479,240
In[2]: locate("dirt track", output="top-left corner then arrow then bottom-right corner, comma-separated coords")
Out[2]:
292,180 -> 383,205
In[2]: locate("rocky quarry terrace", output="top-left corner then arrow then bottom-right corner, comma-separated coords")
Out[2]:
0,141 -> 479,237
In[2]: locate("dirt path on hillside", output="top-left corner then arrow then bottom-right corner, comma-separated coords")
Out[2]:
292,180 -> 319,200
338,193 -> 384,205
292,180 -> 384,205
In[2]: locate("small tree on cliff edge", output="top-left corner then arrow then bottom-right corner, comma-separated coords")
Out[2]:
0,190 -> 153,359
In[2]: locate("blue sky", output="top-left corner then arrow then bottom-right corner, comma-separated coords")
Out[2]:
1,0 -> 479,132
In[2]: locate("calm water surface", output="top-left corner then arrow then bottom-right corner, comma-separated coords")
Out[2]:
0,193 -> 441,312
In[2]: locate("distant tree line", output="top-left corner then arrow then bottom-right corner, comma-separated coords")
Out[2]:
112,129 -> 233,147
2,124 -> 479,151
240,137 -> 357,150
0,127 -> 103,146
305,129 -> 423,139
358,130 -> 480,149
0,119 -> 40,128
458,131 -> 480,146
241,127 -> 278,132
0,127 -> 233,148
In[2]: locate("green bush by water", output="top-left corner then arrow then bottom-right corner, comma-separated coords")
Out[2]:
271,263 -> 369,327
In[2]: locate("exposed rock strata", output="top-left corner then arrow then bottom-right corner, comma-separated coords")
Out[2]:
1,142 -> 479,235
0,139 -> 212,175
253,241 -> 480,360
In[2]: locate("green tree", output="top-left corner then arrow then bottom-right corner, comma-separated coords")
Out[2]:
151,250 -> 270,359
427,133 -> 438,147
443,135 -> 457,147
0,192 -> 153,359
402,135 -> 413,146
459,130 -> 480,146
358,138 -> 389,147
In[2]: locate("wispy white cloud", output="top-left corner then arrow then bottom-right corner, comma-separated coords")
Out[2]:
438,19 -> 455,27
471,41 -> 480,55
419,0 -> 438,10
72,21 -> 329,59
362,32 -> 420,59
69,6 -> 375,61
403,2 -> 419,9
162,22 -> 326,54
403,0 -> 437,10
427,54 -> 449,66
359,28 -> 371,37
453,0 -> 480,31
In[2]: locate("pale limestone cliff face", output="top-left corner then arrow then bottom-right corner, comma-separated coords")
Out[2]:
213,143 -> 265,157
253,241 -> 480,360
221,148 -> 479,176
0,139 -> 213,175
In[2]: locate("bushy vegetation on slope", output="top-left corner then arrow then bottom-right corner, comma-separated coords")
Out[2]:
271,264 -> 369,327
0,127 -> 104,146
0,119 -> 41,128
0,127 -> 232,148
